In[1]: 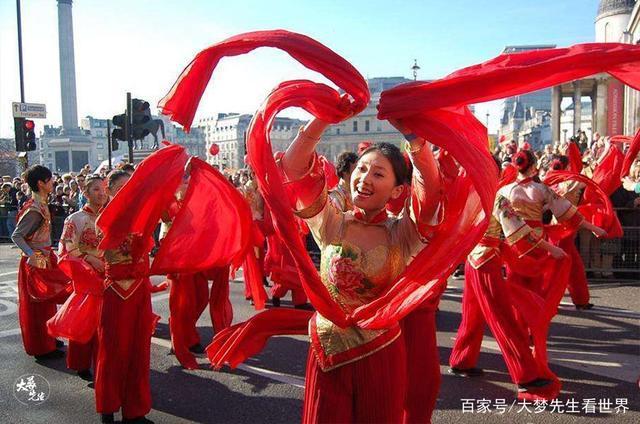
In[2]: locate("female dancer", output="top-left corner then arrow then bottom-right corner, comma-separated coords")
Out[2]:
450,172 -> 568,400
57,175 -> 108,380
547,156 -> 592,309
280,117 -> 443,423
95,170 -> 156,424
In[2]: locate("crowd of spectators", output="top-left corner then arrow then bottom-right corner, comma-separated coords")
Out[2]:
0,162 -> 136,241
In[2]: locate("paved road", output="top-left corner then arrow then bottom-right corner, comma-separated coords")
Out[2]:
0,244 -> 638,423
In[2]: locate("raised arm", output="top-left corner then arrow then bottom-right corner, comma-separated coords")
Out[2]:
391,119 -> 443,232
281,118 -> 330,208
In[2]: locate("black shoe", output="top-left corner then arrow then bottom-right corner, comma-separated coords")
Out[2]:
100,413 -> 114,423
123,416 -> 154,423
294,303 -> 315,311
448,367 -> 484,377
77,369 -> 93,381
575,303 -> 594,310
517,378 -> 552,393
55,339 -> 65,348
35,349 -> 65,361
272,297 -> 281,308
189,343 -> 205,354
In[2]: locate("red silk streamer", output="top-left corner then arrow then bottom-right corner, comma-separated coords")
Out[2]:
158,30 -> 491,331
544,170 -> 623,239
566,142 -> 583,174
97,144 -> 188,252
247,80 -> 359,327
158,30 -> 369,132
151,157 -> 253,274
23,252 -> 72,304
378,43 -> 640,116
589,143 -> 625,196
378,42 -> 640,211
620,129 -> 640,179
206,308 -> 313,369
319,155 -> 339,190
47,255 -> 104,343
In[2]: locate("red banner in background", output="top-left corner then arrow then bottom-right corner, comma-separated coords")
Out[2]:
607,79 -> 624,136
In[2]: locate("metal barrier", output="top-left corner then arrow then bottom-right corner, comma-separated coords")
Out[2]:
576,207 -> 639,281
0,206 -> 637,281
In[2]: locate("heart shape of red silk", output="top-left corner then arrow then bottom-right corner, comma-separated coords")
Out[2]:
158,31 -> 640,329
159,30 -> 492,329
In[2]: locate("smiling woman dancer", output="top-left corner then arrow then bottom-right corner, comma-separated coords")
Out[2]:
279,116 -> 443,423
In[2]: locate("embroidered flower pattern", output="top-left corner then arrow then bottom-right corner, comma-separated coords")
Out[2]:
60,220 -> 77,242
325,246 -> 375,301
80,228 -> 100,248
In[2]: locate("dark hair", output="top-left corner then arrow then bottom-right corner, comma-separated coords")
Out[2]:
551,155 -> 569,171
120,163 -> 135,174
336,152 -> 358,179
513,149 -> 537,174
107,170 -> 129,190
25,165 -> 52,192
84,175 -> 104,190
359,142 -> 407,186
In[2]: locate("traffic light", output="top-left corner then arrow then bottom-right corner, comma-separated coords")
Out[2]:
14,117 -> 37,151
131,98 -> 150,140
111,112 -> 128,150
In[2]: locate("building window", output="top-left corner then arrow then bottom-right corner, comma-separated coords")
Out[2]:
353,121 -> 358,132
336,128 -> 340,135
365,120 -> 370,132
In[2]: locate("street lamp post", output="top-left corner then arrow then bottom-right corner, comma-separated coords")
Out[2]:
411,59 -> 420,81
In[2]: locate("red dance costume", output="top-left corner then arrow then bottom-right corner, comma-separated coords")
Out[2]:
451,194 -> 551,393
56,205 -> 103,371
553,179 -> 590,306
12,193 -> 71,356
287,148 -> 442,423
94,235 -> 156,420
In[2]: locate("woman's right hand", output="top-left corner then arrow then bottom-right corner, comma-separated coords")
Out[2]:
85,255 -> 105,273
548,245 -> 568,260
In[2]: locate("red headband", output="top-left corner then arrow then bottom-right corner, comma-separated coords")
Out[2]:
550,159 -> 564,171
513,150 -> 531,171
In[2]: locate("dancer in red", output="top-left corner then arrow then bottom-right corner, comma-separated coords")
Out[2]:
450,185 -> 568,400
161,176 -> 214,369
56,175 -> 107,379
12,165 -> 70,360
241,172 -> 268,306
94,170 -> 156,424
280,117 -> 443,423
548,156 -> 593,309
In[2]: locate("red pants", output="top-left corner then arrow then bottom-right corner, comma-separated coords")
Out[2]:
560,236 -> 590,306
95,284 -> 153,419
271,283 -> 308,306
303,336 -> 406,424
67,336 -> 97,371
207,266 -> 233,333
402,307 -> 440,424
17,258 -> 58,356
450,260 -> 539,384
168,273 -> 209,369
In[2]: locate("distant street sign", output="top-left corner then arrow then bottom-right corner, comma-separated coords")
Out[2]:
12,102 -> 46,119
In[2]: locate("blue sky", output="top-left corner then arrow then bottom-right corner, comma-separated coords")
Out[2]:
0,0 -> 600,137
